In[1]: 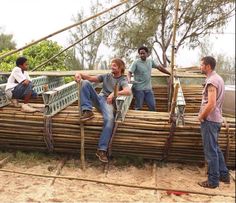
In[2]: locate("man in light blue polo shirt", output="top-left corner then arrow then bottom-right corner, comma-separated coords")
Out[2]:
127,46 -> 170,111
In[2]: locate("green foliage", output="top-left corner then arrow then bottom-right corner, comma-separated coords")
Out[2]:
198,39 -> 235,85
0,40 -> 69,72
0,32 -> 16,51
22,40 -> 68,71
64,48 -> 83,70
0,50 -> 19,71
64,76 -> 74,83
215,54 -> 235,85
103,0 -> 235,66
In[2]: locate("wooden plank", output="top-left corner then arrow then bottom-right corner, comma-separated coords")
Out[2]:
1,68 -> 205,78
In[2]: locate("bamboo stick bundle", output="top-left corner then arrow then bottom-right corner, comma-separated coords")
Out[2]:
0,106 -> 46,151
129,85 -> 169,112
182,85 -> 202,113
0,103 -> 235,168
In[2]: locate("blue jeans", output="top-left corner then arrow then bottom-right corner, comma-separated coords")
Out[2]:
80,80 -> 114,151
200,120 -> 229,186
133,89 -> 156,111
12,82 -> 37,99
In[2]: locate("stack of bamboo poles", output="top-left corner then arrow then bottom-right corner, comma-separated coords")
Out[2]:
129,84 -> 203,113
182,85 -> 203,113
129,85 -> 169,112
0,105 -> 47,151
0,105 -> 235,168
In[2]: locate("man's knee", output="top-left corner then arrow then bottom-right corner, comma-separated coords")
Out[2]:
81,80 -> 92,88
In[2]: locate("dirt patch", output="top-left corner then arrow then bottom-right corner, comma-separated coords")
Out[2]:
0,151 -> 235,202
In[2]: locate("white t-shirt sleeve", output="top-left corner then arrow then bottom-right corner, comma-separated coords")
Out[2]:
13,67 -> 27,83
5,67 -> 28,91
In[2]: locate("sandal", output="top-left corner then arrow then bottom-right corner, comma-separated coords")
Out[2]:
198,180 -> 218,189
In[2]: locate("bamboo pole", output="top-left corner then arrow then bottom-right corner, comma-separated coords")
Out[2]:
33,0 -> 145,70
77,81 -> 85,170
0,168 -> 234,198
169,0 -> 180,111
0,101 -> 235,167
0,1 -> 129,60
50,156 -> 67,186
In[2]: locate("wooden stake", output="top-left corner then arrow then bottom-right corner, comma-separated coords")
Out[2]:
50,156 -> 67,186
77,81 -> 85,170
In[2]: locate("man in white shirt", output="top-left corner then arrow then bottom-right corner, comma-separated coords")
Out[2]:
5,57 -> 38,112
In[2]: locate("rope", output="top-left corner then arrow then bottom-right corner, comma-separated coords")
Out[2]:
32,0 -> 145,71
162,82 -> 179,161
161,115 -> 177,161
0,0 -> 129,60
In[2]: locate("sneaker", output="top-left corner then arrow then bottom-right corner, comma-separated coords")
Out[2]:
220,175 -> 230,184
11,99 -> 21,108
198,180 -> 218,189
21,103 -> 39,113
96,150 -> 108,163
80,110 -> 94,122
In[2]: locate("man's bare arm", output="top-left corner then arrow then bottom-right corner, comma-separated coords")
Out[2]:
75,72 -> 99,83
127,71 -> 132,83
156,65 -> 171,75
198,84 -> 217,121
107,86 -> 132,104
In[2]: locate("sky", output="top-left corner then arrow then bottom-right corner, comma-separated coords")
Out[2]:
0,0 -> 235,67
0,0 -> 91,47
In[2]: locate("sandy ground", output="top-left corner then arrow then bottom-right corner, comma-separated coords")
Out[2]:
0,152 -> 235,203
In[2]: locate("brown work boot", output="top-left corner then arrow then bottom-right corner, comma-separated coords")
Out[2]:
198,180 -> 218,189
80,110 -> 94,122
11,99 -> 21,108
96,150 -> 108,163
220,174 -> 230,184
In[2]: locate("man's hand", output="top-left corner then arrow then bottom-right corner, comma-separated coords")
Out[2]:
127,72 -> 132,83
198,115 -> 204,122
75,73 -> 82,82
107,92 -> 114,104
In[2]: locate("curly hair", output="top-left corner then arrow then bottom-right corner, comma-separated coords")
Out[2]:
16,57 -> 27,66
138,46 -> 149,54
111,58 -> 126,75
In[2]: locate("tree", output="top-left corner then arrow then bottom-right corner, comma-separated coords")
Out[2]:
0,40 -> 68,72
103,0 -> 235,67
64,48 -> 82,70
68,1 -> 104,70
198,39 -> 235,85
22,40 -> 68,71
0,32 -> 16,52
215,54 -> 235,85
